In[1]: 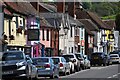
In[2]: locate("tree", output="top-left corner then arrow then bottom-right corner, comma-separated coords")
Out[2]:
115,13 -> 120,31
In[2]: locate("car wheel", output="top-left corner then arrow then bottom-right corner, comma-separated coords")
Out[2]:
70,67 -> 73,74
50,74 -> 54,79
25,66 -> 31,80
103,63 -> 106,66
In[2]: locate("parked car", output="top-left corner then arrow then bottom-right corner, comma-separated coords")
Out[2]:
105,54 -> 112,65
1,50 -> 33,80
75,53 -> 85,70
32,57 -> 59,79
62,53 -> 81,72
52,57 -> 70,75
25,55 -> 37,79
90,52 -> 108,66
84,55 -> 91,69
109,50 -> 120,57
62,55 -> 75,74
110,54 -> 120,64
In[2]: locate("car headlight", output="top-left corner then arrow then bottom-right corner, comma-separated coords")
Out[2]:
16,61 -> 26,66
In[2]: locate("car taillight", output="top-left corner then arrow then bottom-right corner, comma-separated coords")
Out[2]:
59,63 -> 63,67
45,64 -> 50,68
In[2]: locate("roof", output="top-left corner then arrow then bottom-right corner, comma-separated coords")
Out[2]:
79,19 -> 99,31
40,17 -> 54,28
69,16 -> 83,27
76,9 -> 111,30
39,3 -> 57,12
4,2 -> 39,16
87,11 -> 111,30
103,20 -> 116,29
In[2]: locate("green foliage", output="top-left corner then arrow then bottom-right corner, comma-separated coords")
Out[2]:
115,13 -> 120,31
101,15 -> 116,20
82,2 -> 120,17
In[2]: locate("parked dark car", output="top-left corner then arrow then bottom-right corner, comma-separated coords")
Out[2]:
1,50 -> 33,80
90,52 -> 108,66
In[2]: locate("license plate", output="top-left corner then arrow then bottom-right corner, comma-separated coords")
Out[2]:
37,66 -> 44,68
94,57 -> 98,59
3,71 -> 13,74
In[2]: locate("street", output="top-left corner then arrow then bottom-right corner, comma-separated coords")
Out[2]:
35,64 -> 120,80
61,64 -> 119,79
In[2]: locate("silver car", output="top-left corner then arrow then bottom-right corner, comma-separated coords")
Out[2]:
62,54 -> 81,72
52,57 -> 70,75
84,55 -> 91,69
110,54 -> 120,64
32,57 -> 59,79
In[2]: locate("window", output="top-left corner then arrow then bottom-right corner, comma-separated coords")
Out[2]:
46,29 -> 49,41
42,29 -> 45,40
71,26 -> 72,37
72,47 -> 73,53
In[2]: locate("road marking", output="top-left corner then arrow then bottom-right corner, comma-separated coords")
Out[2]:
107,73 -> 120,78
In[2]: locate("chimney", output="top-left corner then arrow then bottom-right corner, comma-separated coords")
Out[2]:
68,2 -> 75,17
57,2 -> 65,13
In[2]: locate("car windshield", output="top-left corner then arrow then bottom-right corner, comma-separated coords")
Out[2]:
2,52 -> 24,61
52,58 -> 60,64
32,58 -> 49,64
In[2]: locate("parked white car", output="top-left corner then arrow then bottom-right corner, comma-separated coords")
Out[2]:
110,54 -> 120,64
84,55 -> 91,69
52,57 -> 70,75
62,55 -> 75,74
62,53 -> 81,72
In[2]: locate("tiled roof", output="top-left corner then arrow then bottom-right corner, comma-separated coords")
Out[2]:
76,9 -> 112,30
103,20 -> 116,29
40,17 -> 54,28
79,19 -> 99,31
4,2 -> 39,16
39,3 -> 57,12
87,11 -> 111,30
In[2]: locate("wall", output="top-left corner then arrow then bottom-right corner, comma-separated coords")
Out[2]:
40,29 -> 51,47
4,16 -> 26,46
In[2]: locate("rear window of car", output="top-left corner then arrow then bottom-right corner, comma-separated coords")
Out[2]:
2,52 -> 24,61
75,54 -> 83,58
32,58 -> 49,63
52,58 -> 60,64
110,55 -> 119,57
91,53 -> 103,56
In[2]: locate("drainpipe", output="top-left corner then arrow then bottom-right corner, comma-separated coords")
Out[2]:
0,3 -> 4,52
